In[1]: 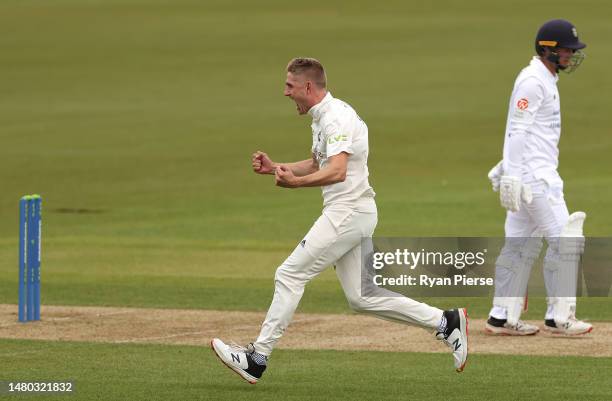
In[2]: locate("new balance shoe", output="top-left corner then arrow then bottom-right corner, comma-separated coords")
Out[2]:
210,339 -> 267,384
436,308 -> 468,372
543,318 -> 593,336
485,316 -> 539,336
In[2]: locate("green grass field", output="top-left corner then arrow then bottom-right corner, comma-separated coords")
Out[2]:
1,0 -> 611,400
2,339 -> 612,401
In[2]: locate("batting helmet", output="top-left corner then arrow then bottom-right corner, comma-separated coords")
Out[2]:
535,19 -> 586,52
535,19 -> 586,73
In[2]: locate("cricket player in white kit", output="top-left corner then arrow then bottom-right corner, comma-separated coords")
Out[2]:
486,20 -> 593,336
211,58 -> 468,383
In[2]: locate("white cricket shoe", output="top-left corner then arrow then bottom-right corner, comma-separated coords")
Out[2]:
436,308 -> 469,372
544,318 -> 593,336
485,317 -> 539,336
210,338 -> 266,384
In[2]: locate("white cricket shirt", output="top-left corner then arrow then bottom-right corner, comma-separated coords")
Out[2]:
502,57 -> 563,186
308,92 -> 376,209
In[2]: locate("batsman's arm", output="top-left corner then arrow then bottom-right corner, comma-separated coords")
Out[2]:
504,78 -> 544,177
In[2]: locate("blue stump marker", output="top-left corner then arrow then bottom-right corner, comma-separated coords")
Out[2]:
18,195 -> 42,323
33,197 -> 42,321
27,198 -> 35,321
18,199 -> 27,322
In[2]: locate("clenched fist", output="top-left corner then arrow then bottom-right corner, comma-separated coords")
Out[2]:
252,151 -> 275,174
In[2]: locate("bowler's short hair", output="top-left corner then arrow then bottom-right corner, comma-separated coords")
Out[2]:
286,57 -> 327,88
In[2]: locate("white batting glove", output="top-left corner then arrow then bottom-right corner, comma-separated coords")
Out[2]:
487,161 -> 503,192
500,175 -> 533,212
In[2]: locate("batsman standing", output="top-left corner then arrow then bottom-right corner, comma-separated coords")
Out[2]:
486,20 -> 592,336
211,57 -> 468,383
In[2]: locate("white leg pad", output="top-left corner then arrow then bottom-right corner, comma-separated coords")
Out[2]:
547,212 -> 586,325
494,237 -> 543,326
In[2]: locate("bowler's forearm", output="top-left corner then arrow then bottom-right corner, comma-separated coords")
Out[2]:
275,159 -> 318,176
296,165 -> 346,187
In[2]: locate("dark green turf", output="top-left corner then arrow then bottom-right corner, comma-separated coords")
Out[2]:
1,1 -> 611,315
1,2 -> 610,399
0,238 -> 609,319
0,339 -> 610,401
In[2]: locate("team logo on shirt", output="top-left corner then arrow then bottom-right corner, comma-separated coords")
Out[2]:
327,134 -> 348,144
517,98 -> 529,110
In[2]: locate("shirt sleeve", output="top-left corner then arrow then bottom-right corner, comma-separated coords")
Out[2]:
504,77 -> 545,177
323,121 -> 354,158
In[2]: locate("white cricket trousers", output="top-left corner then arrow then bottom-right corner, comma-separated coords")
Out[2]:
491,180 -> 573,321
254,199 -> 443,356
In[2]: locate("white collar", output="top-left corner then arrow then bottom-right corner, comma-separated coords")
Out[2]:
308,92 -> 333,121
531,56 -> 559,84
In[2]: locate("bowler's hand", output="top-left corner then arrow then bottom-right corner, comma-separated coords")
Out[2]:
252,151 -> 275,174
275,165 -> 300,188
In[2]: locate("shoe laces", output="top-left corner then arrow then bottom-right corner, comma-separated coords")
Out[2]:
439,336 -> 456,351
514,320 -> 528,329
565,316 -> 585,328
229,341 -> 255,354
563,312 -> 580,327
228,341 -> 246,352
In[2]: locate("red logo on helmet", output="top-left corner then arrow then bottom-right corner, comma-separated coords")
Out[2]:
517,98 -> 529,110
